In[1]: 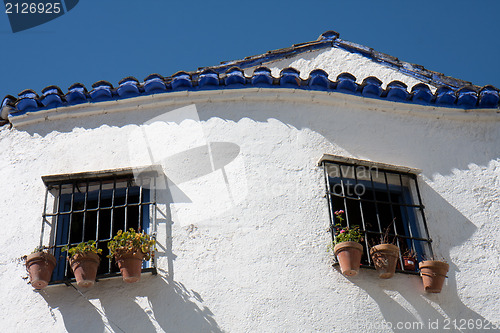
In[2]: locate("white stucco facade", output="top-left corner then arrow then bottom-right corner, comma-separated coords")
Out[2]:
244,46 -> 429,90
2,31 -> 500,332
1,83 -> 499,332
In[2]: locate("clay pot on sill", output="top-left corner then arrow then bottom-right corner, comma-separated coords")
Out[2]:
115,251 -> 145,283
69,252 -> 101,288
402,256 -> 417,271
419,260 -> 449,293
26,252 -> 57,290
370,244 -> 400,279
334,241 -> 363,276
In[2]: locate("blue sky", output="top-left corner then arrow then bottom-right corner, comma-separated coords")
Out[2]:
1,0 -> 499,98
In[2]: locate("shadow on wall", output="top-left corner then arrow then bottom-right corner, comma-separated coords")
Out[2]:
39,275 -> 223,333
38,179 -> 222,333
17,99 -> 500,177
196,102 -> 500,177
354,272 -> 491,333
351,183 -> 487,333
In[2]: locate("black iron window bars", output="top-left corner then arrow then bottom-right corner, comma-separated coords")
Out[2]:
320,155 -> 434,274
40,167 -> 158,285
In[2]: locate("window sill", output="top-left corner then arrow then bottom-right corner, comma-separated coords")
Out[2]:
332,263 -> 420,276
48,267 -> 158,286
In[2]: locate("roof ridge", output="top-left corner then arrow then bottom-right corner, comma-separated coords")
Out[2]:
197,30 -> 481,91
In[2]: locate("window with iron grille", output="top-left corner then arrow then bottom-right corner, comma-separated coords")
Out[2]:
320,155 -> 434,273
40,167 -> 158,285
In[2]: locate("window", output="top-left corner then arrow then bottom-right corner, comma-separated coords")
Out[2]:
40,167 -> 158,284
320,155 -> 433,273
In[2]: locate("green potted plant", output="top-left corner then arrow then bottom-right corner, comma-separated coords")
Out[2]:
107,228 -> 155,283
62,240 -> 102,288
419,257 -> 449,293
369,224 -> 400,279
24,246 -> 57,290
331,210 -> 364,276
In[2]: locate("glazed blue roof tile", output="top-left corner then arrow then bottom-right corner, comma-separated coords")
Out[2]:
336,73 -> 358,93
41,93 -> 64,108
478,86 -> 499,108
144,73 -> 164,81
319,30 -> 340,40
90,80 -> 114,102
386,81 -> 409,102
41,85 -> 64,108
224,67 -> 246,86
171,71 -> 193,91
3,30 -> 499,123
279,68 -> 301,87
68,82 -> 88,92
18,89 -> 38,99
251,67 -> 273,86
456,87 -> 478,108
91,80 -> 113,89
435,86 -> 456,106
144,74 -> 167,94
117,77 -> 141,98
198,69 -> 220,88
361,77 -> 383,97
1,95 -> 16,108
41,85 -> 63,96
15,89 -> 40,112
308,69 -> 330,90
411,83 -> 433,104
66,83 -> 88,105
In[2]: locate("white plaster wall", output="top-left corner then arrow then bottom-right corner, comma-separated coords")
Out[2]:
244,47 -> 431,91
1,90 -> 499,332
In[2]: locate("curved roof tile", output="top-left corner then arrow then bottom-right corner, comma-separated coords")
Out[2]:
144,74 -> 167,94
66,83 -> 88,105
361,77 -> 383,97
224,67 -> 246,86
478,86 -> 500,108
336,73 -> 358,93
386,81 -> 409,101
198,69 -> 220,88
279,67 -> 301,87
117,77 -> 141,98
171,71 -> 193,90
411,83 -> 433,104
456,87 -> 478,108
4,66 -> 500,121
435,86 -> 456,105
308,69 -> 330,90
41,85 -> 64,108
251,67 -> 273,86
89,80 -> 114,102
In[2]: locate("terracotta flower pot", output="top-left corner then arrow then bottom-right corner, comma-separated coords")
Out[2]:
403,256 -> 417,271
334,241 -> 363,276
419,260 -> 449,293
115,251 -> 144,283
69,252 -> 101,288
26,252 -> 57,290
370,244 -> 400,279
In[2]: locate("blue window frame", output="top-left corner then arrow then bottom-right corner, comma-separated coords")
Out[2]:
41,170 -> 157,284
321,156 -> 433,273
